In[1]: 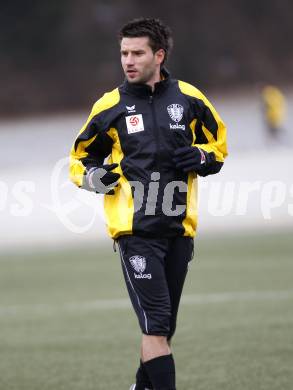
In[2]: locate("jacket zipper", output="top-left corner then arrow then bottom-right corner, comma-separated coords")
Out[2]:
149,93 -> 165,220
149,94 -> 161,171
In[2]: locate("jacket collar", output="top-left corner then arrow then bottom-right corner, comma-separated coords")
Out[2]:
122,67 -> 171,97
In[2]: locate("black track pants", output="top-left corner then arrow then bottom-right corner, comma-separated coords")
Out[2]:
117,235 -> 194,339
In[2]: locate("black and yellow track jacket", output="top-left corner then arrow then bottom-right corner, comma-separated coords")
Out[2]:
69,69 -> 228,239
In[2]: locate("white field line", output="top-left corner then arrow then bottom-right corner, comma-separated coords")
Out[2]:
1,290 -> 293,318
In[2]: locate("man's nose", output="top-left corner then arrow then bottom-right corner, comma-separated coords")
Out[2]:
125,54 -> 134,66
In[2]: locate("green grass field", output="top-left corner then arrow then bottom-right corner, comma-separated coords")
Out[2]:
0,231 -> 293,390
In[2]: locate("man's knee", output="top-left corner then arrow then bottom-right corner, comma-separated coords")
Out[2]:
143,334 -> 168,346
142,334 -> 170,362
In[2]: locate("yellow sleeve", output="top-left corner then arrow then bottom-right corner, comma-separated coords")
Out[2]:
69,88 -> 120,187
178,80 -> 228,162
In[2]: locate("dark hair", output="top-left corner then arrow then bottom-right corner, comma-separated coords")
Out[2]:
118,18 -> 173,65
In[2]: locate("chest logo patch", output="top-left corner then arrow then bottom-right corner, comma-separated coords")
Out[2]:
126,105 -> 136,113
167,104 -> 185,130
126,114 -> 144,134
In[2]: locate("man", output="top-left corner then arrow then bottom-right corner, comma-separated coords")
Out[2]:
261,85 -> 286,142
69,18 -> 227,390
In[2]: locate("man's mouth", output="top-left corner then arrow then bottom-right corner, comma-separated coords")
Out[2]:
126,69 -> 138,77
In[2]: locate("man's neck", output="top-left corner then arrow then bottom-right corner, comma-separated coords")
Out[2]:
145,69 -> 162,92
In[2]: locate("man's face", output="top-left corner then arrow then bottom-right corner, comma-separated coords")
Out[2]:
120,36 -> 164,85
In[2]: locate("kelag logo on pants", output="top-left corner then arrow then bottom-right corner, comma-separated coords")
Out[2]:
129,255 -> 152,279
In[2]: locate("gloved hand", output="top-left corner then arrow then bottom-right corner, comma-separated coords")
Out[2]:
85,163 -> 120,194
173,146 -> 215,174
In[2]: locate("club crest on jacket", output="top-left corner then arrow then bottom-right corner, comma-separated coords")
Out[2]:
167,104 -> 185,130
167,104 -> 184,123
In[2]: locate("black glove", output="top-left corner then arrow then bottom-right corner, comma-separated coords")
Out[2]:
173,146 -> 215,174
85,163 -> 120,194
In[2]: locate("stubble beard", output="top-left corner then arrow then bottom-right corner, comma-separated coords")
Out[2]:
126,66 -> 156,85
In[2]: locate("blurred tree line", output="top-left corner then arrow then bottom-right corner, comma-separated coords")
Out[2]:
1,0 -> 292,116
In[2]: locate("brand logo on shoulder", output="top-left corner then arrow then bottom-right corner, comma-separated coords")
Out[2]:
129,255 -> 152,279
167,103 -> 185,130
126,105 -> 136,113
126,114 -> 144,134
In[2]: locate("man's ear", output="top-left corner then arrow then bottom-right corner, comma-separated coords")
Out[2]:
155,49 -> 165,65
